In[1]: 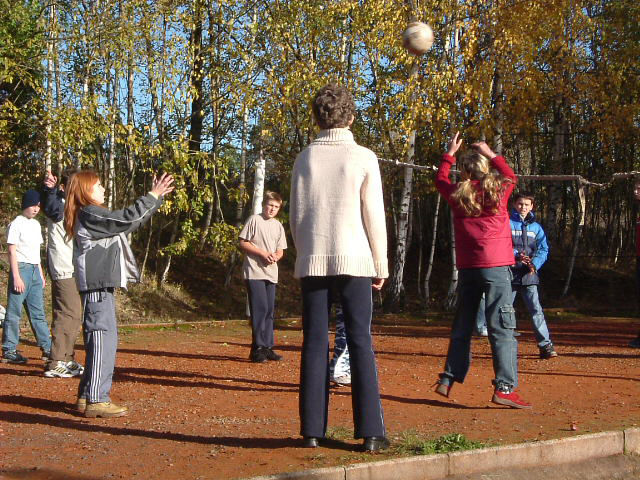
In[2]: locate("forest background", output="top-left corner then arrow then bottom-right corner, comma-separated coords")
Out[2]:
1,0 -> 639,321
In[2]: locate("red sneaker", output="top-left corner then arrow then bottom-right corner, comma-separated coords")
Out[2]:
492,389 -> 532,409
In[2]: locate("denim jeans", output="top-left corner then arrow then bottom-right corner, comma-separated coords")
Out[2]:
2,263 -> 51,353
512,285 -> 551,347
440,266 -> 518,389
329,304 -> 351,378
475,293 -> 488,333
477,285 -> 552,347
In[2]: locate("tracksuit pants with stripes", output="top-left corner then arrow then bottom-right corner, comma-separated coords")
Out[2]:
77,289 -> 117,403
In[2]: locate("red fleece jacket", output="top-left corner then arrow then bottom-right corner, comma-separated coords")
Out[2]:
435,153 -> 517,269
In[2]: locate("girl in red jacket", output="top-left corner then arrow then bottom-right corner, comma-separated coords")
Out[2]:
434,133 -> 531,409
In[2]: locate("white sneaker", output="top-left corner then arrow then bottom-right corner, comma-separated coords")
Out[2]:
332,374 -> 351,386
66,360 -> 84,377
44,361 -> 74,378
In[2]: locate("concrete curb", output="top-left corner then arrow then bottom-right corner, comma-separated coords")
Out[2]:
245,428 -> 640,480
626,427 -> 640,454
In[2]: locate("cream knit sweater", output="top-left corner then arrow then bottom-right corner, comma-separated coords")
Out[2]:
289,128 -> 389,279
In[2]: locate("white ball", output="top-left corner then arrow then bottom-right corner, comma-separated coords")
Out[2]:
402,21 -> 434,55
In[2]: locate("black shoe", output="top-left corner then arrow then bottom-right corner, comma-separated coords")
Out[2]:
539,343 -> 558,359
265,348 -> 282,361
249,347 -> 268,363
363,436 -> 390,452
303,436 -> 320,448
2,350 -> 28,364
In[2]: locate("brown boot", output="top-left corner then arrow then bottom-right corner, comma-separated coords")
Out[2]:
84,402 -> 128,418
75,397 -> 87,413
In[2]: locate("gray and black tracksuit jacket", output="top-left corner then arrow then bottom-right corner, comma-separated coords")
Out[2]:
73,193 -> 162,293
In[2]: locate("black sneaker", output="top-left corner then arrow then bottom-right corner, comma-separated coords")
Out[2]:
265,348 -> 282,361
249,347 -> 268,363
2,350 -> 28,364
41,350 -> 51,361
539,343 -> 558,359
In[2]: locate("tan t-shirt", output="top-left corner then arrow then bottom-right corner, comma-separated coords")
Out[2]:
239,214 -> 287,283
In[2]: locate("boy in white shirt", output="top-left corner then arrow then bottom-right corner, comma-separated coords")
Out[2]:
1,189 -> 52,364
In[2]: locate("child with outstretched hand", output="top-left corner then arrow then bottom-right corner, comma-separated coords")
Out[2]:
64,171 -> 174,418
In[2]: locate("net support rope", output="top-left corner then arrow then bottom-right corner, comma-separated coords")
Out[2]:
378,157 -> 640,189
378,157 -> 639,294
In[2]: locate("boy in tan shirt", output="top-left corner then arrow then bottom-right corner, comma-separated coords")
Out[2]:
239,192 -> 287,363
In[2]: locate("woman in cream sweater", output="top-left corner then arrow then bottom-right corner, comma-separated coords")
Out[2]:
289,83 -> 389,452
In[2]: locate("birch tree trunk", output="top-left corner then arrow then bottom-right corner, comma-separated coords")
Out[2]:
235,105 -> 249,226
188,0 -> 204,155
444,206 -> 458,311
123,58 -> 136,206
235,10 -> 257,227
423,194 -> 441,309
160,216 -> 180,286
416,198 -> 423,300
383,61 -> 419,311
44,2 -> 56,173
251,146 -> 266,215
107,65 -> 118,209
561,183 -> 585,296
546,98 -> 569,245
491,66 -> 504,156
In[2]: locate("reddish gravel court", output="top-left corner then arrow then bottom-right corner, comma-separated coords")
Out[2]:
0,315 -> 639,479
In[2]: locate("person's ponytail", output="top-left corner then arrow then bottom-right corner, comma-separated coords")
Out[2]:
450,151 -> 511,216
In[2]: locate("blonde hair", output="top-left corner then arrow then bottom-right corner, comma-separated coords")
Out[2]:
264,191 -> 282,204
450,151 -> 511,217
63,170 -> 102,238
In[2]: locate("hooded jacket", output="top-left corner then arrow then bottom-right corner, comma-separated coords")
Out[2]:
510,209 -> 549,285
42,185 -> 74,281
73,193 -> 162,292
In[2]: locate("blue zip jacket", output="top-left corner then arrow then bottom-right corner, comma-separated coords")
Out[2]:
510,209 -> 549,285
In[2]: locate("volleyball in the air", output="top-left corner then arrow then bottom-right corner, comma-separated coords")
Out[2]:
402,21 -> 434,55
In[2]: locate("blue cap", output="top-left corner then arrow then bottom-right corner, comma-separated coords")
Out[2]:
21,189 -> 41,210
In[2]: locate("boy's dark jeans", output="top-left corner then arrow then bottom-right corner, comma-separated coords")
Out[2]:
246,279 -> 276,349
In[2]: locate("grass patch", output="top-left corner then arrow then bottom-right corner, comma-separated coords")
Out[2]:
326,426 -> 354,441
392,431 -> 487,456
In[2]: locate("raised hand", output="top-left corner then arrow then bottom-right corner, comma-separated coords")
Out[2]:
471,141 -> 496,159
151,173 -> 175,197
446,132 -> 463,156
44,170 -> 57,189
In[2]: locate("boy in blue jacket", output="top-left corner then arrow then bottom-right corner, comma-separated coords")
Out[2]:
510,192 -> 557,359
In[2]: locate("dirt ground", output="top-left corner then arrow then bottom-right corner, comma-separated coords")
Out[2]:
0,315 -> 639,480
